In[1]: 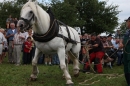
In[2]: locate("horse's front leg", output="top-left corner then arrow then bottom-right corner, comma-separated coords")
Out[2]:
30,48 -> 42,81
58,48 -> 74,85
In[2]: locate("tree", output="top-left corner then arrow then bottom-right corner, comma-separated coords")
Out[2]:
119,21 -> 126,35
50,0 -> 79,27
76,0 -> 120,34
49,0 -> 120,34
0,0 -> 22,28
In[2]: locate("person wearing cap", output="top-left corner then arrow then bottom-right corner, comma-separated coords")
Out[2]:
84,33 -> 105,73
107,34 -> 117,66
123,17 -> 130,86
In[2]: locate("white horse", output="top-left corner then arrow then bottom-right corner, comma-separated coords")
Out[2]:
17,0 -> 81,85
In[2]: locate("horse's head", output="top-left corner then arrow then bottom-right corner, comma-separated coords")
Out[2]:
17,0 -> 37,31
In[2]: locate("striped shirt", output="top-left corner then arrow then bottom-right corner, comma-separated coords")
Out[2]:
13,32 -> 25,45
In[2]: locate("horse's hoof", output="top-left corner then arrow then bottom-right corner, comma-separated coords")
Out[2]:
74,72 -> 79,77
66,83 -> 74,86
29,77 -> 37,81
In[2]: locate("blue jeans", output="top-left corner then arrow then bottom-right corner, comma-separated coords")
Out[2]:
52,54 -> 60,65
117,51 -> 123,65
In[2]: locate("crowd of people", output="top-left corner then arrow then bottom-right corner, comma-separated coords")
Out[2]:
79,16 -> 130,86
0,15 -> 125,68
80,33 -> 123,73
0,15 -> 60,66
0,14 -> 130,86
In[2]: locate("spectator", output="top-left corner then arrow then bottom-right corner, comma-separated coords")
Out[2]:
44,55 -> 52,65
52,53 -> 60,65
107,34 -> 117,66
6,21 -> 10,30
102,36 -> 113,64
115,30 -> 121,39
25,28 -> 35,63
12,27 -> 25,66
23,37 -> 32,65
117,39 -> 123,66
38,54 -> 45,64
6,22 -> 17,63
1,29 -> 8,63
14,18 -> 18,27
6,15 -> 12,23
0,29 -> 6,64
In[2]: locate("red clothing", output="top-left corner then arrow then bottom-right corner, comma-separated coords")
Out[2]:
88,38 -> 104,53
85,38 -> 105,73
24,41 -> 32,53
85,51 -> 105,73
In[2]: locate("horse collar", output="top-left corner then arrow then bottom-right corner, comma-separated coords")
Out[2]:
33,19 -> 59,42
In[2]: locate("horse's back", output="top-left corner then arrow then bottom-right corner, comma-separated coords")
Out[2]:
58,25 -> 81,52
59,25 -> 80,42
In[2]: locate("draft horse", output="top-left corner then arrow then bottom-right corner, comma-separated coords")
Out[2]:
17,0 -> 81,85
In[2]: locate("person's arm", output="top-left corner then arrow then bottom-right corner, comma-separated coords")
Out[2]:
19,35 -> 25,41
6,30 -> 14,38
12,34 -> 15,48
12,40 -> 14,48
119,39 -> 124,49
92,39 -> 100,48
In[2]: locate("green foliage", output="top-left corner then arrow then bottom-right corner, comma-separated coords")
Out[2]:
0,0 -> 22,28
50,0 -> 78,27
120,22 -> 126,34
0,0 -> 120,34
50,0 -> 120,34
76,0 -> 119,34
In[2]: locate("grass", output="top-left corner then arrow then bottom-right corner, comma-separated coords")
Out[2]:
0,57 -> 127,86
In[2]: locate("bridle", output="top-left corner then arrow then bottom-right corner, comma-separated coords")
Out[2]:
19,13 -> 34,30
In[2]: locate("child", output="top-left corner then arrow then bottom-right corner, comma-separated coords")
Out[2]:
23,37 -> 32,65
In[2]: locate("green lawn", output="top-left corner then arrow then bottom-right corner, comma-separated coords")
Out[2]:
0,57 -> 127,86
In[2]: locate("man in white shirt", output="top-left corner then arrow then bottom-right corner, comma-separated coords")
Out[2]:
12,27 -> 25,66
0,29 -> 6,64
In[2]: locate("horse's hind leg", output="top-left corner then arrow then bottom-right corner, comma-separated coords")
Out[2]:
58,48 -> 74,85
30,48 -> 42,81
68,51 -> 80,77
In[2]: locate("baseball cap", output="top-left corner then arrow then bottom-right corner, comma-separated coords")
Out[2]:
107,34 -> 112,37
125,17 -> 130,21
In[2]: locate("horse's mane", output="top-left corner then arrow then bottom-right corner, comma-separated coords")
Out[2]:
21,2 -> 38,18
46,7 -> 55,23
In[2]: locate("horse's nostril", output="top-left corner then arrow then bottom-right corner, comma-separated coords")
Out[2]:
20,24 -> 23,27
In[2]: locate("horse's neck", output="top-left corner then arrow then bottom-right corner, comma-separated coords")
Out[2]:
33,6 -> 50,34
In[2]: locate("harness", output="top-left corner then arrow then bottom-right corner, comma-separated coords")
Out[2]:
19,14 -> 34,30
20,7 -> 77,44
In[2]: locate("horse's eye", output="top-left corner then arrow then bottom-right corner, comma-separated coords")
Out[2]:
30,11 -> 33,14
